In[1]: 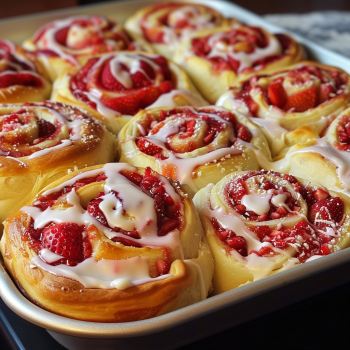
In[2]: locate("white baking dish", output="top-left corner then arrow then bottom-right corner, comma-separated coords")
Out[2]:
1,1 -> 350,349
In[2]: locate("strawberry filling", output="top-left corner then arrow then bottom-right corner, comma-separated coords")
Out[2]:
140,3 -> 216,44
334,115 -> 350,151
84,167 -> 181,243
225,173 -> 298,221
0,104 -> 67,157
236,65 -> 348,114
136,107 -> 252,156
71,54 -> 173,116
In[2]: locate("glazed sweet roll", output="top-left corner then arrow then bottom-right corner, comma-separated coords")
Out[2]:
175,24 -> 303,104
125,2 -> 232,60
216,62 -> 350,156
23,15 -> 152,81
0,163 -> 214,322
0,101 -> 117,227
278,106 -> 350,193
118,106 -> 271,194
193,170 -> 350,294
0,40 -> 51,103
52,52 -> 207,135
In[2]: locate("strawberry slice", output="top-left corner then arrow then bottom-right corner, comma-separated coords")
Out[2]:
0,72 -> 43,89
283,87 -> 317,112
227,56 -> 240,73
136,137 -> 163,156
38,119 -> 56,138
55,26 -> 69,46
319,83 -> 334,104
41,223 -> 84,264
156,259 -> 170,275
101,63 -> 126,91
137,86 -> 161,108
102,94 -> 140,115
1,115 -> 23,132
309,197 -> 344,226
236,124 -> 252,142
268,79 -> 287,108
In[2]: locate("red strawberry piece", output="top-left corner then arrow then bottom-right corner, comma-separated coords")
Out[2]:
102,94 -> 140,115
157,259 -> 170,275
1,115 -> 22,132
309,197 -> 344,225
41,223 -> 84,263
312,189 -> 330,201
38,119 -> 56,138
179,119 -> 196,139
257,246 -> 274,256
226,235 -> 246,249
228,178 -> 247,202
82,236 -> 92,259
235,204 -> 246,215
0,72 -> 42,89
319,84 -> 334,104
158,219 -> 179,236
101,63 -> 125,91
131,71 -> 151,89
136,137 -> 163,156
120,170 -> 143,186
283,87 -> 317,112
227,56 -> 240,73
55,26 -> 70,46
87,197 -> 108,227
236,124 -> 252,142
253,225 -> 272,241
320,244 -> 330,255
137,86 -> 162,108
71,58 -> 99,91
111,236 -> 142,248
268,79 -> 287,108
158,81 -> 172,94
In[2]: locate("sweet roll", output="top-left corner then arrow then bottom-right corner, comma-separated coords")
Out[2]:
118,106 -> 271,194
51,51 -> 207,135
175,24 -> 303,104
0,163 -> 214,322
193,170 -> 350,294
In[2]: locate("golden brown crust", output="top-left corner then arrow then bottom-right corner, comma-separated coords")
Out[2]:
1,164 -> 213,322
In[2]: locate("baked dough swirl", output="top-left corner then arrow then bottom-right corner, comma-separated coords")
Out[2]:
216,62 -> 350,156
119,106 -> 271,194
0,101 -> 117,228
125,2 -> 232,59
51,51 -> 207,135
0,40 -> 51,103
175,24 -> 303,104
23,15 -> 152,81
194,170 -> 350,294
0,163 -> 213,322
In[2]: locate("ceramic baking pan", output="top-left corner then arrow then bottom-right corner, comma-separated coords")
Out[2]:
1,1 -> 350,349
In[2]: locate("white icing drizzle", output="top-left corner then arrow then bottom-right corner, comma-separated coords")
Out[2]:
205,30 -> 282,73
23,163 -> 185,289
241,193 -> 272,215
31,255 -> 172,290
28,140 -> 72,159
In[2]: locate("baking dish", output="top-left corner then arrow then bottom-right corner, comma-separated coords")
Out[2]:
1,1 -> 350,349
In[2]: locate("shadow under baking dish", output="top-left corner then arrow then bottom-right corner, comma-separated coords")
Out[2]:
1,0 -> 350,349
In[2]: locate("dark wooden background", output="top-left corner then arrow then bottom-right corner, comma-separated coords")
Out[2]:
0,0 -> 350,19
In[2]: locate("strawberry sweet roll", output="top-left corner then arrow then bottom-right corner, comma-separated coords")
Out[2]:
278,106 -> 350,193
118,106 -> 271,194
0,101 -> 117,228
0,163 -> 213,322
175,24 -> 303,104
23,15 -> 152,82
51,52 -> 207,136
0,40 -> 51,103
216,62 -> 350,156
194,170 -> 350,294
125,2 -> 233,60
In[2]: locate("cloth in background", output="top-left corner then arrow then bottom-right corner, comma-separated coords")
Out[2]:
265,11 -> 350,57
